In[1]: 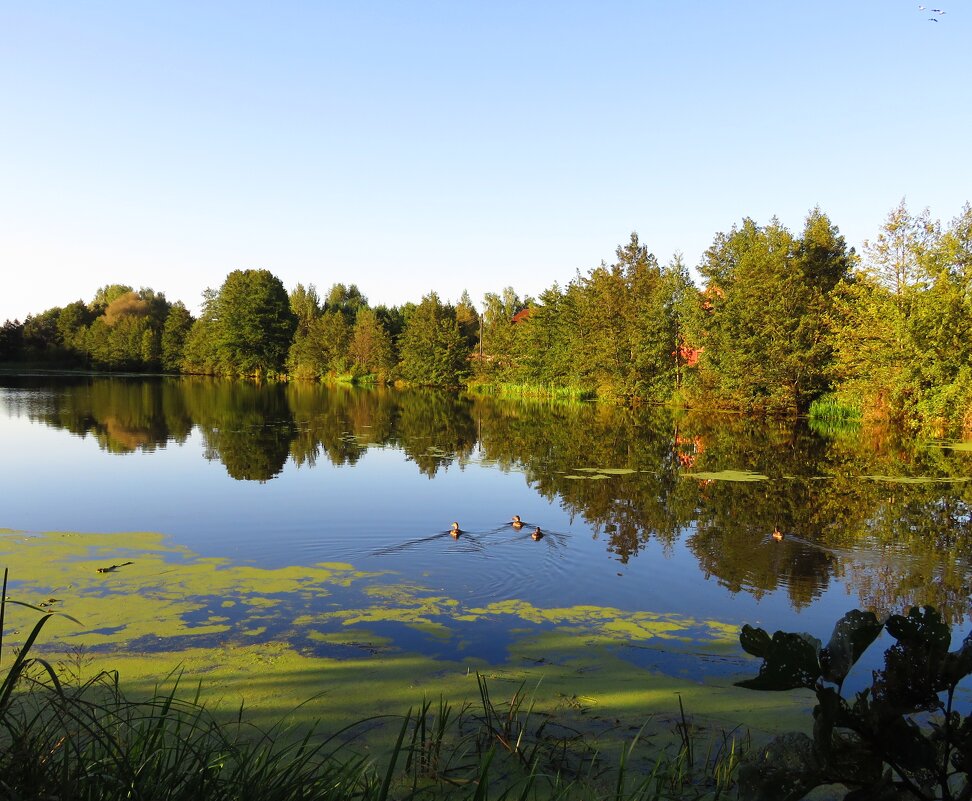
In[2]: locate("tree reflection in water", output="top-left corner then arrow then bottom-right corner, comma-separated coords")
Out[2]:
8,375 -> 972,622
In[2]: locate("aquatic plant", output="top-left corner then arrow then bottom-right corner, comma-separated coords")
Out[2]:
466,380 -> 596,402
736,606 -> 972,801
807,394 -> 862,437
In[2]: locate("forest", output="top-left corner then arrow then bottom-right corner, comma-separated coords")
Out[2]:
3,200 -> 972,435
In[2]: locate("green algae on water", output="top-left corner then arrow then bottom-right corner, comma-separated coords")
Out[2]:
0,527 -> 809,747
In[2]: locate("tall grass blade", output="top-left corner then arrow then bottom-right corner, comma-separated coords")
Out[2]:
377,708 -> 411,801
471,747 -> 495,801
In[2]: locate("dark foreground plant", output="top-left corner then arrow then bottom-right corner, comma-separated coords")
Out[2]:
735,606 -> 972,801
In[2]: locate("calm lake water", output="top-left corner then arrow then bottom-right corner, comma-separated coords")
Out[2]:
2,373 -> 971,688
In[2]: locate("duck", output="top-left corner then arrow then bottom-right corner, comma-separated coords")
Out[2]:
771,526 -> 784,542
450,521 -> 462,538
511,515 -> 523,530
531,527 -> 543,541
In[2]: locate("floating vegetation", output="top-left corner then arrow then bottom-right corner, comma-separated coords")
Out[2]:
929,440 -> 972,453
862,474 -> 971,484
572,467 -> 638,476
682,470 -> 769,482
0,530 -> 818,750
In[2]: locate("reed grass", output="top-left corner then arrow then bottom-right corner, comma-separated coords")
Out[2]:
1,569 -> 746,799
807,394 -> 862,425
467,381 -> 596,402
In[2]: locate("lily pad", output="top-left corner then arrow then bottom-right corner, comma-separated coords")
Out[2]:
929,441 -> 972,453
862,475 -> 970,484
682,470 -> 769,482
572,467 -> 637,476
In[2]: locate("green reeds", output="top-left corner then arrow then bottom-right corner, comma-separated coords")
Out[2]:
807,394 -> 862,435
467,381 -> 596,402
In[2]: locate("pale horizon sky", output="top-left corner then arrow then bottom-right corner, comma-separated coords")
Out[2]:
2,1 -> 969,322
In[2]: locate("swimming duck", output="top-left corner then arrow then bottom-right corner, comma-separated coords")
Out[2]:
771,526 -> 784,542
511,515 -> 523,530
531,527 -> 543,541
450,521 -> 462,538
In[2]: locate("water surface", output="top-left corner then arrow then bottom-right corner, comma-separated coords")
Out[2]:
2,373 -> 971,692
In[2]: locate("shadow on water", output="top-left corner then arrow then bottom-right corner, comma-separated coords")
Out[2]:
3,374 -> 972,623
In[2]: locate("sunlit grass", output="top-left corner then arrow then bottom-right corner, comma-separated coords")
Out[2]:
467,380 -> 596,402
807,394 -> 862,436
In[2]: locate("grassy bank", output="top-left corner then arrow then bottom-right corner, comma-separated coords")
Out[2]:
467,381 -> 596,403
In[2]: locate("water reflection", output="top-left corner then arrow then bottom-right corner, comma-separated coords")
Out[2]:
3,374 -> 971,622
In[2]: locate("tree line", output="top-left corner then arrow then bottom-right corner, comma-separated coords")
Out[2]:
3,200 -> 971,433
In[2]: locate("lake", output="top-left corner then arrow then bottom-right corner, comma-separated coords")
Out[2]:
2,373 -> 971,732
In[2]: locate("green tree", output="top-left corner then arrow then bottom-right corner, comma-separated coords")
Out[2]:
478,288 -> 523,380
862,199 -> 936,304
696,213 -> 852,413
514,282 -> 582,388
210,269 -> 296,376
287,310 -> 352,380
22,308 -> 62,357
398,292 -> 469,386
455,290 -> 480,352
181,289 -> 219,374
0,319 -> 24,361
289,283 -> 321,330
161,302 -> 194,372
559,233 -> 681,401
349,307 -> 395,381
832,202 -> 972,432
661,255 -> 700,396
323,283 -> 367,323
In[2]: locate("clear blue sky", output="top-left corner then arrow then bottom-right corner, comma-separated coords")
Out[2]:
2,1 -> 969,322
